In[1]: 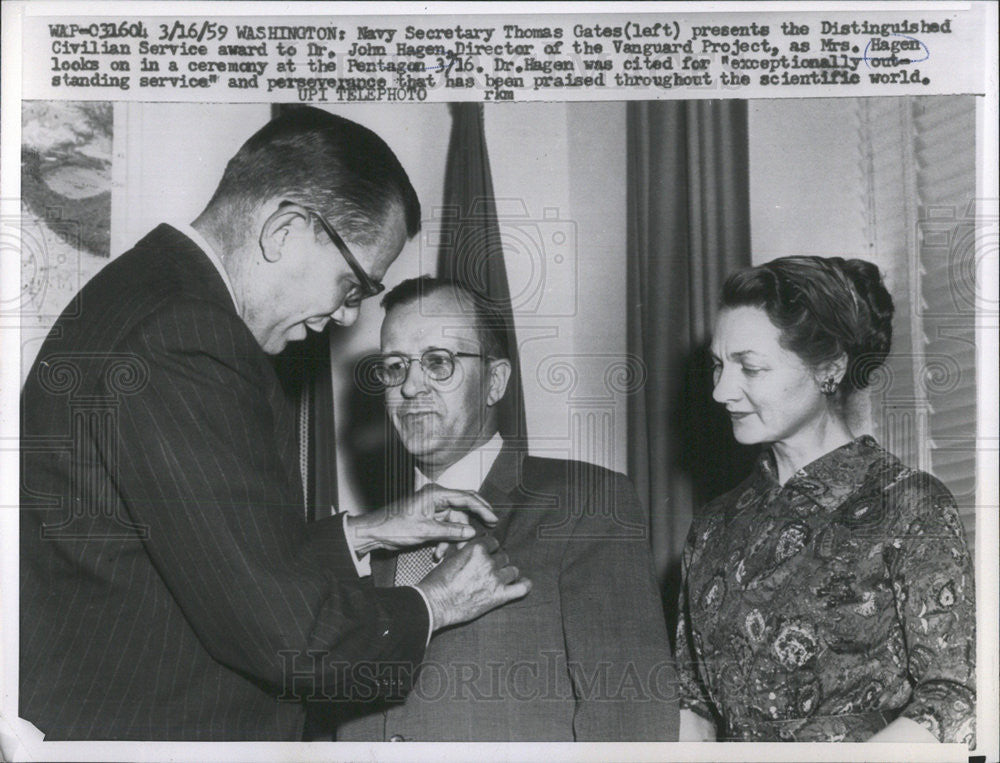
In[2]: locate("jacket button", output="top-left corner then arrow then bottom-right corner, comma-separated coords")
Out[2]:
389,734 -> 405,742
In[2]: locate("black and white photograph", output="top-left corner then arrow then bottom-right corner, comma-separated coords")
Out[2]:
1,3 -> 997,762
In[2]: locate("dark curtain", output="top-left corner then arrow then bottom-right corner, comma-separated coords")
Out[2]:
626,101 -> 757,627
437,103 -> 527,443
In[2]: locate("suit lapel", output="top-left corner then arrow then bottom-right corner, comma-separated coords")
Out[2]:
476,443 -> 526,542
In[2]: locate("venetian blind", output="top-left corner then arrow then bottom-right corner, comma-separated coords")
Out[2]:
913,96 -> 978,542
862,95 -> 977,547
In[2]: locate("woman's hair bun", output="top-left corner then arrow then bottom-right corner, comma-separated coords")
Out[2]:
837,258 -> 894,391
721,256 -> 895,395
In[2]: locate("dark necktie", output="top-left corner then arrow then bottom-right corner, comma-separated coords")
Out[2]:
393,544 -> 437,586
394,482 -> 440,586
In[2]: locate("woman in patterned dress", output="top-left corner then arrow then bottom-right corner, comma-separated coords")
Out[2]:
676,256 -> 976,744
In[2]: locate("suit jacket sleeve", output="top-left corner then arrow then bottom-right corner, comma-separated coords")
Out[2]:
113,299 -> 428,698
557,470 -> 679,741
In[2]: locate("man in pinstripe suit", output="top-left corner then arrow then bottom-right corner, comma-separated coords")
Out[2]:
19,107 -> 529,741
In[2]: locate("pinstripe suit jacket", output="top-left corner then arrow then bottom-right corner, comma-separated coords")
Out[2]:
19,225 -> 428,740
336,445 -> 680,742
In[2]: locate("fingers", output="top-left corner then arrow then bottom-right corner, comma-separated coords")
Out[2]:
499,577 -> 532,602
432,521 -> 477,542
477,534 -> 500,554
432,489 -> 499,525
497,564 -> 519,585
423,538 -> 531,629
433,541 -> 449,562
431,534 -> 486,571
438,508 -> 470,526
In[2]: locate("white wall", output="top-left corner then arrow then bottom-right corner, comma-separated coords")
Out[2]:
748,97 -> 928,308
485,101 -> 629,477
749,98 -> 869,265
748,98 -> 879,434
747,96 -> 939,440
112,103 -> 272,253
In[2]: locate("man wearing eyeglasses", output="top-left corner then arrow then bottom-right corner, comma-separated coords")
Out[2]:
19,107 -> 528,742
335,276 -> 679,742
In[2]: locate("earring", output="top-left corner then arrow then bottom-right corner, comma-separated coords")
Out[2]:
820,377 -> 839,396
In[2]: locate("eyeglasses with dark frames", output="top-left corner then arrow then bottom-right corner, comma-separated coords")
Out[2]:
283,201 -> 386,308
373,348 -> 487,387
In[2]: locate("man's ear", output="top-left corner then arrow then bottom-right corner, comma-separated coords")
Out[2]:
485,358 -> 512,407
258,202 -> 310,263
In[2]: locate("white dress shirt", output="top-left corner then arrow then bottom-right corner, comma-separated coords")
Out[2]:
414,432 -> 504,494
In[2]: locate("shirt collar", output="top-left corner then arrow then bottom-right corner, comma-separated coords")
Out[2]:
415,433 -> 505,492
756,435 -> 884,511
170,221 -> 239,312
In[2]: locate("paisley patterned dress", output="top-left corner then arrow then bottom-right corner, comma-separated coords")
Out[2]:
676,436 -> 976,743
